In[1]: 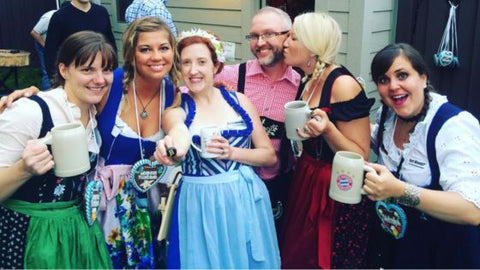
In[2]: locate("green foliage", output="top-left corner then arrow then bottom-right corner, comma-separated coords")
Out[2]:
0,67 -> 42,93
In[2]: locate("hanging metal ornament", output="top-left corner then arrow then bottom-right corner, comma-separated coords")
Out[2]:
434,1 -> 460,68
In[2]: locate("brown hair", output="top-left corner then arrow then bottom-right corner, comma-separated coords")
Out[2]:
52,31 -> 117,88
172,33 -> 225,106
121,16 -> 180,93
177,35 -> 224,74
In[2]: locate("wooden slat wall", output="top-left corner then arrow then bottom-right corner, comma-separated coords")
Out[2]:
100,0 -> 396,98
167,0 -> 242,10
315,0 -> 397,116
101,0 -> 260,64
168,1 -> 259,62
100,0 -> 123,62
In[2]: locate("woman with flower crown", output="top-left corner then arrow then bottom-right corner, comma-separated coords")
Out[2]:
154,29 -> 281,268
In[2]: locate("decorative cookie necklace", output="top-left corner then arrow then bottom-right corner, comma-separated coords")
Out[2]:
375,130 -> 408,240
130,80 -> 168,193
132,79 -> 161,119
60,97 -> 102,226
85,177 -> 102,226
81,110 -> 103,226
434,1 -> 459,68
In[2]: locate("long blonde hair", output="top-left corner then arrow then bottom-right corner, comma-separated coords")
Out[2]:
293,12 -> 342,80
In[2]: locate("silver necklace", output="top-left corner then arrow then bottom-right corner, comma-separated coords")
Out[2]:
132,81 -> 159,119
131,78 -> 165,154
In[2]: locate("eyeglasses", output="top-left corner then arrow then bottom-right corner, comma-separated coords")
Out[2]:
245,31 -> 289,41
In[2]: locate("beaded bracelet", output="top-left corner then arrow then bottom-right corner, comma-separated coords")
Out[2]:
397,183 -> 421,207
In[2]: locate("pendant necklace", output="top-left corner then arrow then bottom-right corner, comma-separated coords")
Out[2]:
132,80 -> 160,119
130,81 -> 168,193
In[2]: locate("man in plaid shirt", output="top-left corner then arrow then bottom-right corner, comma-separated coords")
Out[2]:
215,6 -> 301,241
125,0 -> 177,36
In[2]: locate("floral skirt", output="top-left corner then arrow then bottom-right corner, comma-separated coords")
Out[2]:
97,164 -> 155,269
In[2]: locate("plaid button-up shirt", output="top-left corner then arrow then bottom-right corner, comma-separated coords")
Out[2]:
125,0 -> 177,36
215,60 -> 301,180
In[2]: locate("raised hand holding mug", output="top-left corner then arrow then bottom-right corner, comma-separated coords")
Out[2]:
329,151 -> 376,204
284,100 -> 313,141
38,122 -> 90,177
191,125 -> 222,158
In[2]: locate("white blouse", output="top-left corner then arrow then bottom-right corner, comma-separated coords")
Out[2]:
371,92 -> 480,208
0,88 -> 100,167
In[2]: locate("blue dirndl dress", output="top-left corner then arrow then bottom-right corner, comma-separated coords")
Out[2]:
167,88 -> 280,269
96,68 -> 175,268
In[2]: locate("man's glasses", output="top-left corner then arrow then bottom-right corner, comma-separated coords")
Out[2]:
245,31 -> 289,41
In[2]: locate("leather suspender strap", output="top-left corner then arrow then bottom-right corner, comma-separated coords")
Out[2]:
237,62 -> 246,93
426,102 -> 461,189
29,95 -> 54,138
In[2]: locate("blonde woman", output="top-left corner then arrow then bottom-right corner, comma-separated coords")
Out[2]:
280,12 -> 374,268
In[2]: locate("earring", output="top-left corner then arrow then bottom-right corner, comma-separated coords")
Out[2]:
307,59 -> 311,67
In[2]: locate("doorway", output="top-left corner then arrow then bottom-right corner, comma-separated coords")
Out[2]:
266,0 -> 314,21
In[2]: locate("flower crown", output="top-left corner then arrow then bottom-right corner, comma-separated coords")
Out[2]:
178,28 -> 226,63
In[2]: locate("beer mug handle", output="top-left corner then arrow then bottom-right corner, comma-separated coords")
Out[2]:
361,165 -> 377,195
190,141 -> 202,153
37,133 -> 52,145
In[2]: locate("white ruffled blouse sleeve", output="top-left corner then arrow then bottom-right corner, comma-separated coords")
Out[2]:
0,98 -> 43,167
436,111 -> 480,208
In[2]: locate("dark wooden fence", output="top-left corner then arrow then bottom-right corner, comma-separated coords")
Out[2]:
0,0 -> 57,67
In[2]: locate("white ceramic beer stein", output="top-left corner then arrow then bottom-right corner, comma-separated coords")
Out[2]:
39,122 -> 90,177
284,100 -> 312,141
190,125 -> 222,158
329,151 -> 376,204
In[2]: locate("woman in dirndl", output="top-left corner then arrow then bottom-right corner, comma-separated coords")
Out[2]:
0,31 -> 116,269
280,12 -> 374,269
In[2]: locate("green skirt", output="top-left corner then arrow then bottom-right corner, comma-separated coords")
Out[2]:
2,199 -> 112,269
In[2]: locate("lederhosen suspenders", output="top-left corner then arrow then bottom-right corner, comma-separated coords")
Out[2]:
237,62 -> 302,172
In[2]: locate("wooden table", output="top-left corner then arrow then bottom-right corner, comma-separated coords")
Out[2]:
0,49 -> 30,93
